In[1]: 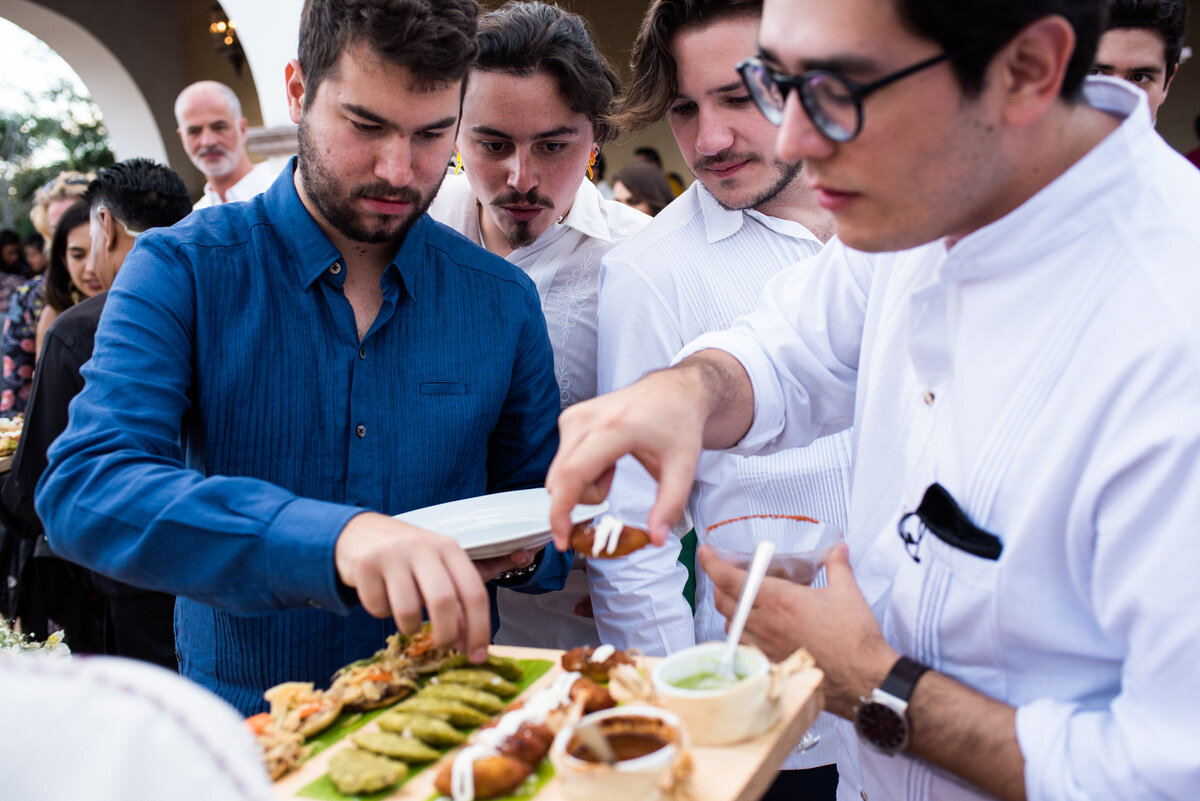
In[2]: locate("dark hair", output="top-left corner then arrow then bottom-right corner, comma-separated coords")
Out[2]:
298,0 -> 479,100
895,0 -> 1107,99
1105,0 -> 1188,78
0,230 -> 19,250
616,0 -> 763,132
613,163 -> 675,215
24,232 -> 45,253
44,201 -> 92,313
83,158 -> 192,235
475,1 -> 621,144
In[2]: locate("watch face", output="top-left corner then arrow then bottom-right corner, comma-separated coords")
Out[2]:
857,701 -> 907,753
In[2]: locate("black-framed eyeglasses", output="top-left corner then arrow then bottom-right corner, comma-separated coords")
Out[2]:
736,47 -> 972,142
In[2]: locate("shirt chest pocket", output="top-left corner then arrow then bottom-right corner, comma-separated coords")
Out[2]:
887,535 -> 1008,700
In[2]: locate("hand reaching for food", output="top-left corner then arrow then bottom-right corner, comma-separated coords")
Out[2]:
334,513 -> 492,660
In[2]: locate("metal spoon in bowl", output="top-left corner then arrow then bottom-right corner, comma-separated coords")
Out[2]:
716,539 -> 776,681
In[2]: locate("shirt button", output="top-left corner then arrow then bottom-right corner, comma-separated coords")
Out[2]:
356,423 -> 366,438
329,262 -> 342,275
358,347 -> 366,359
923,391 -> 935,406
860,792 -> 869,801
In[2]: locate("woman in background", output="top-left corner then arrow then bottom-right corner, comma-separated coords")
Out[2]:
612,162 -> 675,217
35,202 -> 101,357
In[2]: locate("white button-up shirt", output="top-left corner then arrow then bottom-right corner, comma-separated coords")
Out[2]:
592,182 -> 853,770
681,78 -> 1200,801
430,172 -> 649,649
192,159 -> 282,210
430,173 -> 649,410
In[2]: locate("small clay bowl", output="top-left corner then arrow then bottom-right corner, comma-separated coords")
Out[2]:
550,705 -> 687,801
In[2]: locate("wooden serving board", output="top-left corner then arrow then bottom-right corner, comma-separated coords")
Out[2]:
272,645 -> 824,801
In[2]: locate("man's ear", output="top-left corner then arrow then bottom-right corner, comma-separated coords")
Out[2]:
285,59 -> 306,125
991,14 -> 1075,128
97,207 -> 120,254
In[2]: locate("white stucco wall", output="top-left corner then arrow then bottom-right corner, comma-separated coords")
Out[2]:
1,0 -> 167,163
221,0 -> 303,129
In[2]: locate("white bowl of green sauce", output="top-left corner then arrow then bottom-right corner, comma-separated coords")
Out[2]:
651,642 -> 780,746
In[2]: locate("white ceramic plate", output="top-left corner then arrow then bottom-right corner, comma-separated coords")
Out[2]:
392,488 -> 608,559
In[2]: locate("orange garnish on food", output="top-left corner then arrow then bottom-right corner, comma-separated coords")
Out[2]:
246,712 -> 273,735
362,669 -> 394,683
406,632 -> 434,657
298,700 -> 324,719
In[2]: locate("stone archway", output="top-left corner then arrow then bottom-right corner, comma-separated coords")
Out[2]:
2,0 -> 167,163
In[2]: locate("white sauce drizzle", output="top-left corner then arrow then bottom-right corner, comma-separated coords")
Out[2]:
591,515 -> 624,557
448,672 -> 583,801
589,644 -> 615,664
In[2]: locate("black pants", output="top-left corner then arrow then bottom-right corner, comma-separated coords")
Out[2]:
104,592 -> 177,671
760,765 -> 839,801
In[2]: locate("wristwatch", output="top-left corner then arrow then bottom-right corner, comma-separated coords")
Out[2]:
854,655 -> 930,754
493,548 -> 546,586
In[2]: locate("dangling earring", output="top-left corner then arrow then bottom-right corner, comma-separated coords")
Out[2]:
453,151 -> 464,175
586,149 -> 597,181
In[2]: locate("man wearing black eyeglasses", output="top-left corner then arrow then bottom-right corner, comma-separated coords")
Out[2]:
546,0 -> 1200,799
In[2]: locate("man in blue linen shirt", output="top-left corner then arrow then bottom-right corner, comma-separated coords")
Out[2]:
36,0 -> 568,714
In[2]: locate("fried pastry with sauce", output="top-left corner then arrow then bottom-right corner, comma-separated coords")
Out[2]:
433,753 -> 532,799
569,515 -> 650,558
561,644 -> 636,682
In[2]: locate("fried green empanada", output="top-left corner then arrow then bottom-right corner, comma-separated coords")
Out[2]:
328,748 -> 407,795
436,653 -> 524,682
396,697 -> 492,727
418,683 -> 506,714
377,711 -> 467,746
351,731 -> 441,763
433,669 -> 519,697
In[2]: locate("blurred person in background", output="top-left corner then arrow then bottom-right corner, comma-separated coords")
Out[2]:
429,0 -> 650,649
1,160 -> 191,668
0,231 -> 27,315
35,201 -> 103,358
175,80 -> 279,208
2,172 -> 92,414
612,162 -> 675,215
1091,0 -> 1187,121
29,171 -> 92,242
23,233 -> 47,275
0,230 -> 29,278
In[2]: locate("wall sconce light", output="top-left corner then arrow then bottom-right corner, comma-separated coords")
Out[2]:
208,4 -> 245,76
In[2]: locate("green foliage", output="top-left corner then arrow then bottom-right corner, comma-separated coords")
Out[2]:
0,80 -> 114,233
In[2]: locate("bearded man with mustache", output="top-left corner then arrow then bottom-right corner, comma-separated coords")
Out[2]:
428,2 -> 651,653
38,0 -> 570,714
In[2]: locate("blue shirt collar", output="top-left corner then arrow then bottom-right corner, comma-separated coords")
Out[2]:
262,157 -> 431,301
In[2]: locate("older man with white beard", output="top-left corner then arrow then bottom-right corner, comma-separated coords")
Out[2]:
175,81 -> 280,208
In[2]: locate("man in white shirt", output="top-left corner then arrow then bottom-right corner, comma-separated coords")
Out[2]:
545,0 -> 1200,799
428,1 -> 649,649
175,81 -> 279,209
588,2 -> 850,796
